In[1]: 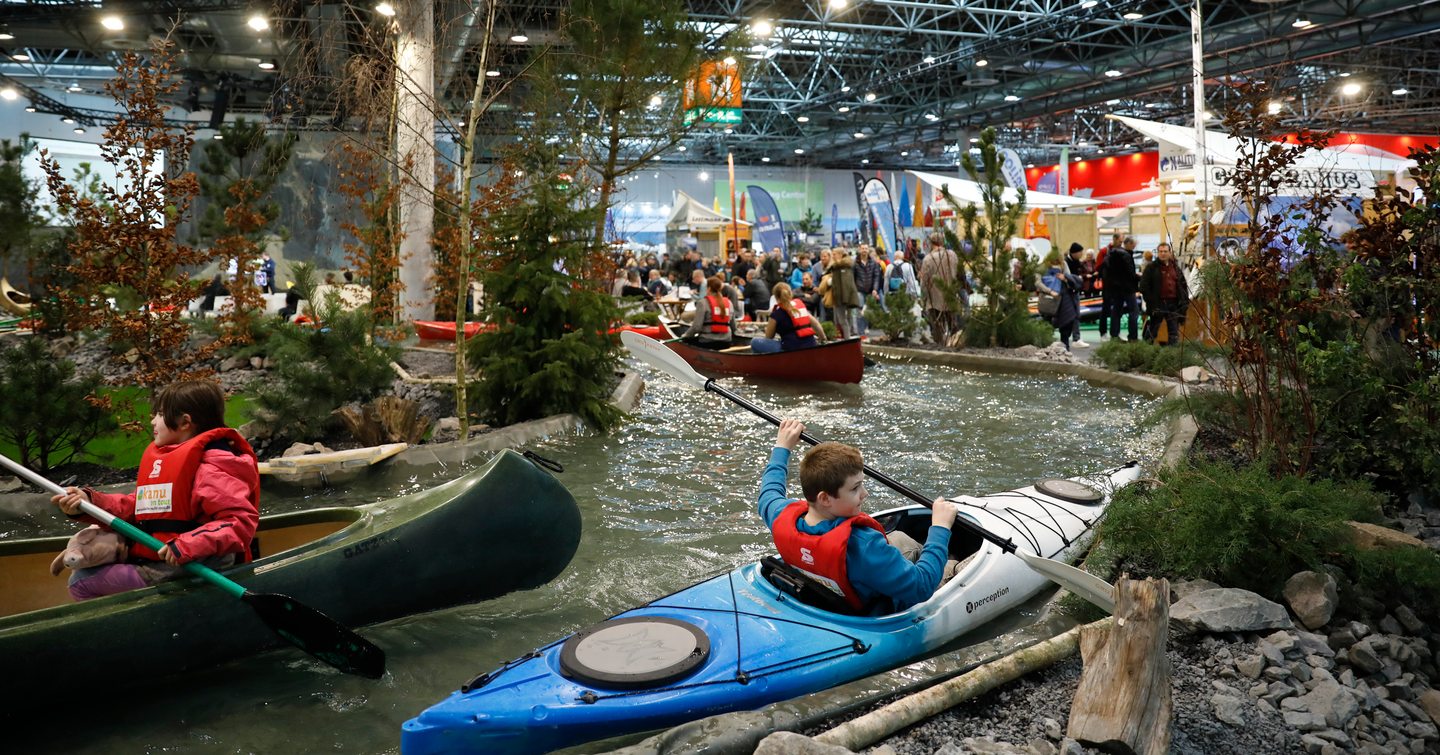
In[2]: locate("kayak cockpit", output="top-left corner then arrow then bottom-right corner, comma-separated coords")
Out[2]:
0,507 -> 361,619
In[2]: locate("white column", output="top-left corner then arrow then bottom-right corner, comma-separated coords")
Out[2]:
395,0 -> 436,321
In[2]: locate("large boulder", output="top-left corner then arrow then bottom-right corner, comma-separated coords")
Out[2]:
753,732 -> 855,755
1347,521 -> 1426,551
1172,588 -> 1293,633
1283,571 -> 1339,630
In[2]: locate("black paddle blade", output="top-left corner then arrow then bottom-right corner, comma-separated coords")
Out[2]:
243,591 -> 386,678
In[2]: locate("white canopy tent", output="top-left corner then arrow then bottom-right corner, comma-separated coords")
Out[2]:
908,170 -> 1105,209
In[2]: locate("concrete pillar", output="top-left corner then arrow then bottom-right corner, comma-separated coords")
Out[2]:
395,0 -> 436,321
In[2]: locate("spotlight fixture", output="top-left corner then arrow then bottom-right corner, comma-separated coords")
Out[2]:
677,145 -> 686,152
698,170 -> 710,181
0,87 -> 15,100
723,127 -> 733,134
796,115 -> 810,123
864,92 -> 876,102
212,133 -> 224,140
923,55 -> 935,64
901,150 -> 909,157
838,105 -> 850,113
101,15 -> 124,31
722,56 -> 736,66
1080,0 -> 1098,8
1267,101 -> 1283,114
648,94 -> 661,108
1392,87 -> 1410,96
840,85 -> 851,92
0,26 -> 13,41
61,116 -> 76,124
1123,12 -> 1144,20
375,2 -> 396,17
509,31 -> 529,43
485,70 -> 500,78
761,156 -> 770,163
752,20 -> 773,37
861,158 -> 869,164
925,113 -> 938,121
25,105 -> 36,113
248,15 -> 269,31
1292,18 -> 1312,29
257,60 -> 276,70
12,52 -> 30,61
828,0 -> 848,9
975,59 -> 989,67
793,148 -> 804,154
1341,82 -> 1362,96
1004,94 -> 1021,102
67,81 -> 82,92
852,132 -> 865,139
1105,69 -> 1122,77
74,127 -> 86,134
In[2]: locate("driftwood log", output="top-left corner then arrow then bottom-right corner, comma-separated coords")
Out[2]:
1067,576 -> 1172,755
815,616 -> 1113,752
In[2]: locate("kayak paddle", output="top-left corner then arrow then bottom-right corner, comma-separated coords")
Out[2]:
0,453 -> 386,678
620,330 -> 1118,614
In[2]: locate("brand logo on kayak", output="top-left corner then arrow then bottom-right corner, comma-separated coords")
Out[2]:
799,547 -> 815,565
966,586 -> 1009,614
343,534 -> 387,559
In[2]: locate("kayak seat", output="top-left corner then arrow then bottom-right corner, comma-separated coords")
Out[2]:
760,556 -> 868,616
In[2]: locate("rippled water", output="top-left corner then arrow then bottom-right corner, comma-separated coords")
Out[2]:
8,356 -> 1162,754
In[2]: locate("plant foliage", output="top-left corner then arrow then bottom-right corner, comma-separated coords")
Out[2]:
865,290 -> 921,343
949,127 -> 1032,348
1093,338 -> 1216,376
0,338 -> 117,472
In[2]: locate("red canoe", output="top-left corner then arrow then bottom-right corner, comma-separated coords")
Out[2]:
413,320 -> 496,340
663,336 -> 865,384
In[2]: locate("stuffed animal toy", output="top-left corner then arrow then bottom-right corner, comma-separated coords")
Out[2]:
50,525 -> 128,576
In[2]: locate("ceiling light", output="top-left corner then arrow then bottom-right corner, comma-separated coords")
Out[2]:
723,127 -> 733,134
0,88 -> 15,101
66,81 -> 82,92
1076,140 -> 1089,147
794,148 -> 804,154
1123,12 -> 1144,20
73,127 -> 86,134
853,132 -> 866,139
975,59 -> 989,67
969,137 -> 980,143
1145,102 -> 1160,108
828,0 -> 848,9
698,170 -> 709,181
1202,111 -> 1213,120
1392,87 -> 1409,96
248,15 -> 269,31
375,2 -> 396,17
61,116 -> 75,124
649,94 -> 662,108
12,52 -> 30,61
0,29 -> 13,42
901,150 -> 909,156
257,60 -> 276,70
101,15 -> 124,31
1341,81 -> 1362,96
840,85 -> 851,92
838,105 -> 850,113
752,20 -> 773,37
677,145 -> 687,152
1105,69 -> 1122,78
486,70 -> 500,78
1292,18 -> 1312,29
796,115 -> 810,123
861,158 -> 870,164
509,32 -> 529,43
1080,0 -> 1098,7
1004,94 -> 1021,102
25,105 -> 36,113
864,92 -> 876,102
1338,72 -> 1351,77
925,113 -> 938,121
722,56 -> 736,66
1026,162 -> 1035,168
761,156 -> 771,162
923,55 -> 935,64
212,133 -> 224,140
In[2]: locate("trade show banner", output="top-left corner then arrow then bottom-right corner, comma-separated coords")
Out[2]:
830,203 -> 839,247
682,59 -> 742,125
742,180 -> 822,227
862,177 -> 899,257
1206,165 -> 1374,195
852,172 -> 873,246
999,148 -> 1026,189
746,185 -> 787,254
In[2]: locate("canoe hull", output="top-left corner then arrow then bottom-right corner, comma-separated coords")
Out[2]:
664,336 -> 865,384
401,464 -> 1140,755
0,449 -> 581,712
414,320 -> 494,340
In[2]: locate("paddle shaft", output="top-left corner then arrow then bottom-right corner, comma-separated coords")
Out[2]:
703,379 -> 1019,555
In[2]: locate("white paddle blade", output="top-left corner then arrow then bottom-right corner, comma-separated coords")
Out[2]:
619,330 -> 708,390
1016,550 -> 1116,614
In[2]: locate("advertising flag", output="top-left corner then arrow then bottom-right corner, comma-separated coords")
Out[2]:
999,148 -> 1027,189
862,178 -> 899,259
897,174 -> 912,228
747,185 -> 786,257
851,172 -> 873,246
830,203 -> 838,247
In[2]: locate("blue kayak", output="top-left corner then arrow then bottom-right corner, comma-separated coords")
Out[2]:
401,465 -> 1140,754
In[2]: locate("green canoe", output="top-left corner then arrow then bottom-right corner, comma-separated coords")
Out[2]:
0,449 -> 581,708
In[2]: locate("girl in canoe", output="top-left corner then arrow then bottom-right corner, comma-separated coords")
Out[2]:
752,282 -> 827,354
50,380 -> 260,600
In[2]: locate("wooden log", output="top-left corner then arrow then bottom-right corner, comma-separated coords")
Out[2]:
1067,576 -> 1171,755
815,616 -> 1113,752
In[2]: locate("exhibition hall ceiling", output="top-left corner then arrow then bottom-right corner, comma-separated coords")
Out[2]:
1,0 -> 1436,168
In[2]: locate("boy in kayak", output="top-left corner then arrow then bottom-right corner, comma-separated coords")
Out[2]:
757,418 -> 958,614
50,380 -> 260,600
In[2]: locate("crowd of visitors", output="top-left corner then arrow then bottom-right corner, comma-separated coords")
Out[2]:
608,231 -> 1188,352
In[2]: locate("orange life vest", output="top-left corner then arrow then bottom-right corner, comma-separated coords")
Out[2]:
130,427 -> 259,563
786,302 -> 816,340
770,501 -> 886,611
705,295 -> 732,334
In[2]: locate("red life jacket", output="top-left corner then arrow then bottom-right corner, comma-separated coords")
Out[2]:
788,302 -> 816,339
770,501 -> 886,611
705,295 -> 732,334
130,427 -> 259,563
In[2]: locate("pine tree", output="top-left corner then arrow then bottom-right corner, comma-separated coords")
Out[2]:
466,140 -> 624,431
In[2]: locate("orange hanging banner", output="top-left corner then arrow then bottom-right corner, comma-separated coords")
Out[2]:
683,59 -> 742,125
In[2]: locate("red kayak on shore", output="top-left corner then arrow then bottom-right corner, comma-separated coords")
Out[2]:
663,335 -> 865,384
413,320 -> 496,340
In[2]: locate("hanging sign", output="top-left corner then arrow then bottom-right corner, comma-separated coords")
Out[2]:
1206,165 -> 1374,196
683,60 -> 742,125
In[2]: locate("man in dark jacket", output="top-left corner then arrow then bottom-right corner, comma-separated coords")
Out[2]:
1102,236 -> 1141,341
1138,243 -> 1189,345
743,268 -> 771,320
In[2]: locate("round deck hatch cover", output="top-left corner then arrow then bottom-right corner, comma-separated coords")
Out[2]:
559,616 -> 710,689
1035,478 -> 1103,504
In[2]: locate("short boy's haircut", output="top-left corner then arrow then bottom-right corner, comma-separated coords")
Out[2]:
799,442 -> 865,502
154,380 -> 227,433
